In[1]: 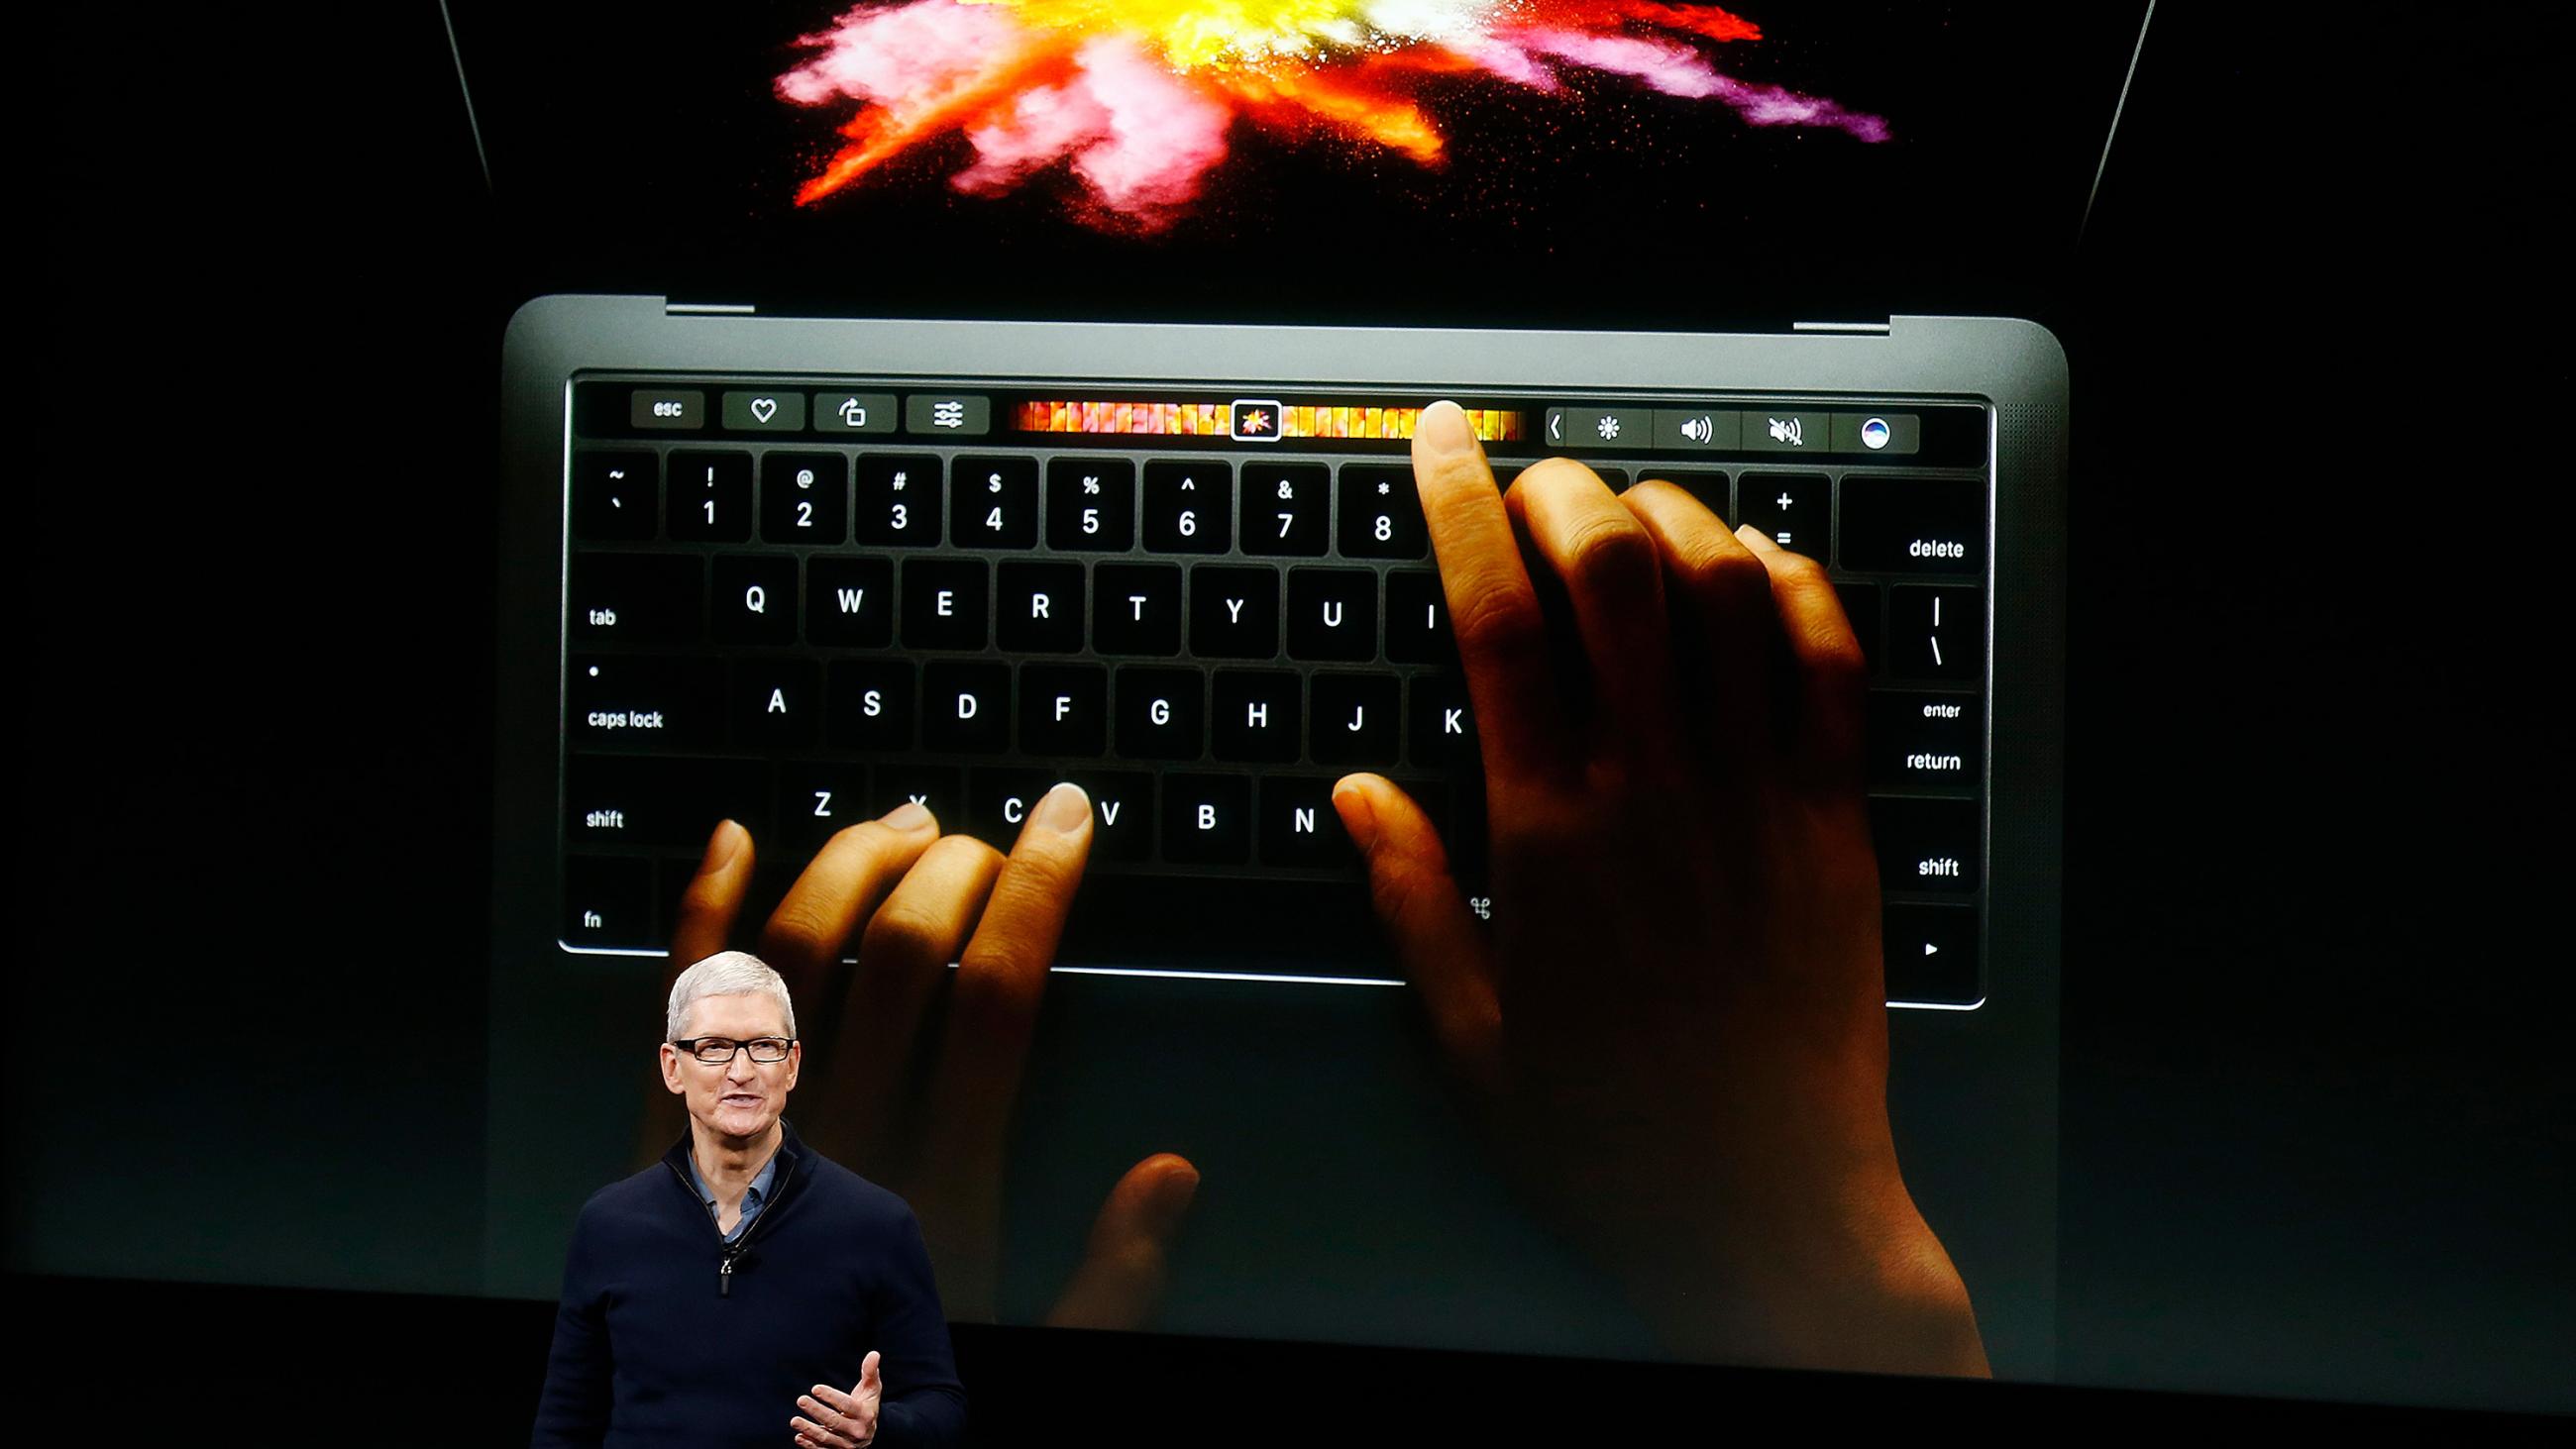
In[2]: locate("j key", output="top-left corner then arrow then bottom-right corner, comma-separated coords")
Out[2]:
1116,667 -> 1204,760
1143,460 -> 1233,554
1890,585 -> 1983,681
1309,674 -> 1400,767
965,769 -> 1062,849
1287,569 -> 1378,662
1736,472 -> 1829,559
566,755 -> 767,852
726,659 -> 820,749
1339,465 -> 1429,559
668,452 -> 754,542
827,659 -> 913,750
1870,796 -> 1982,893
1063,770 -> 1154,862
1840,476 -> 1986,574
1882,903 -> 1981,1005
1407,674 -> 1479,769
1868,692 -> 1983,790
1258,776 -> 1357,869
1162,774 -> 1252,865
875,766 -> 962,825
998,562 -> 1085,653
760,453 -> 849,545
1046,459 -> 1136,552
921,661 -> 1012,753
563,856 -> 655,948
951,457 -> 1039,549
570,656 -> 718,751
777,763 -> 870,855
571,554 -> 700,645
711,555 -> 798,646
1384,571 -> 1453,664
1211,670 -> 1301,763
573,451 -> 657,541
853,456 -> 942,546
902,560 -> 988,650
1836,582 -> 1882,673
1240,462 -> 1331,557
1095,564 -> 1182,655
1019,664 -> 1108,757
1190,567 -> 1280,659
807,557 -> 893,647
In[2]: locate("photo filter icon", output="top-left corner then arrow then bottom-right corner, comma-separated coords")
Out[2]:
1862,417 -> 1890,450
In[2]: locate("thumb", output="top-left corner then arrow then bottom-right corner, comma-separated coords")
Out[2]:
858,1350 -> 880,1400
1332,775 -> 1501,1097
1043,1154 -> 1201,1330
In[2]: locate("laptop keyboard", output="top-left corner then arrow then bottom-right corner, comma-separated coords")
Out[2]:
559,378 -> 1990,1004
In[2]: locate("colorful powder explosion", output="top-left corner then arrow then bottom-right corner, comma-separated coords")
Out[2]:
777,0 -> 1888,230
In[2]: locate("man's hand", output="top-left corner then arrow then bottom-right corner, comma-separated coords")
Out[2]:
642,784 -> 1199,1328
1330,400 -> 1988,1376
792,1350 -> 881,1448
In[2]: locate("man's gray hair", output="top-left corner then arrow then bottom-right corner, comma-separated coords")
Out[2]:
665,951 -> 798,1042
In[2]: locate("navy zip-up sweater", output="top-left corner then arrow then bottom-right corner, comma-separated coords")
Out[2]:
533,1121 -> 966,1447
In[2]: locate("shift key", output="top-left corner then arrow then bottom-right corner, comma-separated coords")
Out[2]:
567,755 -> 769,852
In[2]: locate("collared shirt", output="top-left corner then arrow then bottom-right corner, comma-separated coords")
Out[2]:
685,1145 -> 780,1244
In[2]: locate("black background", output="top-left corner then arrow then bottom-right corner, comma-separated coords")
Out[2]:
21,1 -> 2569,1437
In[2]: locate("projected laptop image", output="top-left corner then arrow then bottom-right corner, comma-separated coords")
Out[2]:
476,0 -> 2123,1380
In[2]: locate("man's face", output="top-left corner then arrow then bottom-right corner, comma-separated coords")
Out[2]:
659,992 -> 801,1145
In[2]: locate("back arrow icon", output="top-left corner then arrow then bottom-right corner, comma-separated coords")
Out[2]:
1549,412 -> 1562,443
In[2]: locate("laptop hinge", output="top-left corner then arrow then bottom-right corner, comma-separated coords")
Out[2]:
667,301 -> 757,316
1791,320 -> 1892,335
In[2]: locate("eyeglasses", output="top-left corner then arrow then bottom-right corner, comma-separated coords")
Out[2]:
672,1037 -> 796,1065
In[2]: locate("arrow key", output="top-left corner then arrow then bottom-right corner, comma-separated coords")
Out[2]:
1883,902 -> 1980,1005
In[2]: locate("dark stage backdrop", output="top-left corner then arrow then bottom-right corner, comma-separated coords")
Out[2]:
19,0 -> 2569,1432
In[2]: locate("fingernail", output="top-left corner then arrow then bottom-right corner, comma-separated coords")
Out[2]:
1146,1158 -> 1202,1236
1332,779 -> 1378,853
881,800 -> 932,831
1032,780 -> 1091,834
1738,524 -> 1778,553
1415,399 -> 1474,458
702,820 -> 745,871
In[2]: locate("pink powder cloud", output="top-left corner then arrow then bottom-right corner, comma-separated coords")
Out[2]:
776,0 -> 1023,108
958,39 -> 1232,230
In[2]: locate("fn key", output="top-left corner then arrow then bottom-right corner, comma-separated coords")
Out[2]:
564,857 -> 655,950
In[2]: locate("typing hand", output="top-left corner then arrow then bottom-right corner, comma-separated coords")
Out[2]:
644,786 -> 1200,1328
792,1349 -> 881,1449
1331,400 -> 1987,1376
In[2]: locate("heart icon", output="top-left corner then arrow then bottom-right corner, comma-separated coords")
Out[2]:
750,397 -> 778,423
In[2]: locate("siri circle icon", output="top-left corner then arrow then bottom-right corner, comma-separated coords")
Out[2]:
1861,417 -> 1890,450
